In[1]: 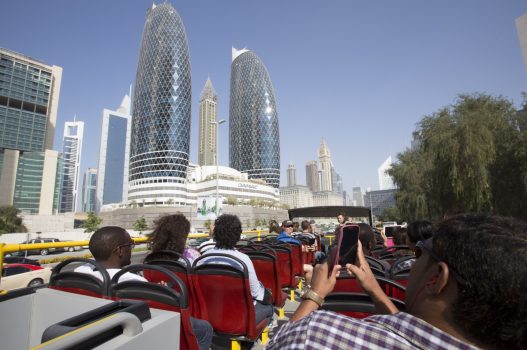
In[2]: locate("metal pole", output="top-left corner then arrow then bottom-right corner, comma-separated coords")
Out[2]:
211,119 -> 226,216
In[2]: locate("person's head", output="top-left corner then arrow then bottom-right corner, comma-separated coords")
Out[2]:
358,223 -> 375,255
214,214 -> 242,249
269,220 -> 280,234
393,227 -> 408,246
89,226 -> 135,267
337,213 -> 348,224
404,213 -> 527,349
281,220 -> 294,235
149,213 -> 191,254
301,220 -> 311,233
406,220 -> 433,251
309,219 -> 317,232
292,221 -> 300,232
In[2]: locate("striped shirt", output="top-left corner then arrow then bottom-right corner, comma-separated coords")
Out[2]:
266,311 -> 479,349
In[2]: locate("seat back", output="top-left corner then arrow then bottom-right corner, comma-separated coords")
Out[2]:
389,255 -> 415,279
192,253 -> 265,340
322,292 -> 406,318
245,251 -> 286,307
110,264 -> 200,350
144,251 -> 201,318
269,245 -> 294,288
49,258 -> 110,297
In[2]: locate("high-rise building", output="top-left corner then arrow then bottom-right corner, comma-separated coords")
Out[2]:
229,48 -> 280,188
96,94 -> 132,212
305,160 -> 320,192
198,78 -> 218,167
128,3 -> 192,204
364,189 -> 397,218
82,168 -> 97,212
516,13 -> 527,73
60,121 -> 84,213
280,185 -> 313,209
352,186 -> 364,206
318,139 -> 332,192
0,48 -> 62,152
331,166 -> 343,194
287,162 -> 297,187
378,156 -> 395,190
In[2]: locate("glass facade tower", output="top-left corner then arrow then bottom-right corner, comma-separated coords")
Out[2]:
60,121 -> 84,213
229,48 -> 280,188
128,3 -> 192,204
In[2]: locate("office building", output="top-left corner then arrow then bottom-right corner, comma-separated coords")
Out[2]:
82,168 -> 97,213
198,78 -> 218,167
364,189 -> 397,218
0,149 -> 62,214
0,48 -> 62,152
96,94 -> 132,212
60,121 -> 84,213
229,48 -> 280,188
280,185 -> 313,209
128,3 -> 192,204
305,160 -> 320,192
332,167 -> 343,194
517,13 -> 527,73
378,156 -> 395,190
287,162 -> 297,187
351,186 -> 364,206
318,139 -> 332,192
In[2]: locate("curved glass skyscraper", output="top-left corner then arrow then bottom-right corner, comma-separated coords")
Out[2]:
229,48 -> 280,188
128,3 -> 191,204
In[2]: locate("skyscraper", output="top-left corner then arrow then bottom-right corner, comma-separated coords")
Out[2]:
305,160 -> 320,192
0,48 -> 62,152
128,3 -> 192,204
229,48 -> 280,188
82,168 -> 97,213
378,156 -> 395,190
516,13 -> 527,73
60,121 -> 84,213
96,94 -> 131,212
198,78 -> 217,166
287,162 -> 297,187
318,139 -> 333,192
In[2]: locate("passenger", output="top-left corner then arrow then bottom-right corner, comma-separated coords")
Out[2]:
293,220 -> 322,261
268,220 -> 280,235
148,213 -> 200,264
268,213 -> 527,349
197,222 -> 215,253
77,226 -> 213,350
277,220 -> 314,284
357,223 -> 391,271
202,214 -> 274,324
406,220 -> 434,251
292,221 -> 300,233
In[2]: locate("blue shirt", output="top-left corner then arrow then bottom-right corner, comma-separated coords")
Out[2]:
276,231 -> 301,245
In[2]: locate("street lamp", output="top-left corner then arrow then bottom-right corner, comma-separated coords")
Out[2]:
210,119 -> 226,216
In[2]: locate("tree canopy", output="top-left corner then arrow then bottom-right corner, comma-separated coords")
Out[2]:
0,206 -> 27,234
389,93 -> 527,222
132,216 -> 148,233
80,212 -> 102,233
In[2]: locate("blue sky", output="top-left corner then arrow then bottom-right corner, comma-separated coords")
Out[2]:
2,0 -> 526,198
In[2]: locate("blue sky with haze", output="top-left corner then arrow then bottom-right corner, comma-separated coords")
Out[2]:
2,0 -> 526,198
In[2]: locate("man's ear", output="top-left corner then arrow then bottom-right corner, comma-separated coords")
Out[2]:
425,262 -> 450,295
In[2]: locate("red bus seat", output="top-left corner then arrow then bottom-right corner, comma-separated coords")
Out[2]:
49,258 -> 110,298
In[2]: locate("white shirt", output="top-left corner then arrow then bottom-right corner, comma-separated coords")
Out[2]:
200,247 -> 265,302
74,265 -> 147,283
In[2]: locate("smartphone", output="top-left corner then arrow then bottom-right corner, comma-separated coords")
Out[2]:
327,224 -> 360,276
384,225 -> 401,238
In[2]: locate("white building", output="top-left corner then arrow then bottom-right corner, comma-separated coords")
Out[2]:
516,13 -> 527,73
378,156 -> 395,190
280,185 -> 313,209
96,94 -> 132,212
198,78 -> 218,166
60,120 -> 84,213
318,139 -> 333,192
287,162 -> 297,187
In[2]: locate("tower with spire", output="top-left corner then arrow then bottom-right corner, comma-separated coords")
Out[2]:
198,77 -> 218,166
318,139 -> 333,192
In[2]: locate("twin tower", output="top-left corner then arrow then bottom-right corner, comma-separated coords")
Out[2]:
128,3 -> 280,204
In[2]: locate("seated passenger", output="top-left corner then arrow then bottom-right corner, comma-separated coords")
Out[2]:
148,213 -> 200,264
202,214 -> 274,324
358,223 -> 391,271
406,220 -> 434,251
277,220 -> 314,283
77,226 -> 213,350
267,213 -> 527,349
197,222 -> 215,253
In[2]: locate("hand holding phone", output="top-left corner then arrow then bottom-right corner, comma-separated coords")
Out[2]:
327,224 -> 360,276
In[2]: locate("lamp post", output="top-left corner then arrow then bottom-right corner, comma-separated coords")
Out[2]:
210,119 -> 226,216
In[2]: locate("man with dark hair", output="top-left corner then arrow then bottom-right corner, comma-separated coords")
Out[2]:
202,214 -> 273,324
277,220 -> 315,283
75,226 -> 142,282
406,220 -> 434,251
268,213 -> 527,349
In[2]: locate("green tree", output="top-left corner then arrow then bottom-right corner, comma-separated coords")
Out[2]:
378,206 -> 402,223
132,216 -> 148,234
389,93 -> 527,221
0,206 -> 27,234
226,196 -> 238,206
204,219 -> 212,230
81,212 -> 102,233
130,200 -> 137,208
166,198 -> 174,206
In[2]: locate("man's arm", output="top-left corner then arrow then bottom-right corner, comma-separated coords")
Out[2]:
347,240 -> 399,314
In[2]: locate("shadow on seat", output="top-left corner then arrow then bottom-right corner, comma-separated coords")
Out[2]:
321,292 -> 406,319
49,258 -> 110,298
245,250 -> 287,308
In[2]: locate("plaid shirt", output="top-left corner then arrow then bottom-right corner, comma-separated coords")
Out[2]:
266,311 -> 480,349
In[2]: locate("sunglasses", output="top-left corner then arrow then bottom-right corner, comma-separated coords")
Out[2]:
114,241 -> 136,251
415,240 -> 468,286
